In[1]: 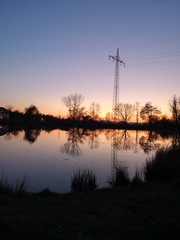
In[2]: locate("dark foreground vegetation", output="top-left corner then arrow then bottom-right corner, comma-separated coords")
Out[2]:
1,145 -> 180,239
1,182 -> 180,240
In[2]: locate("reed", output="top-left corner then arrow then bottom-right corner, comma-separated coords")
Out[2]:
0,176 -> 13,194
143,145 -> 180,182
14,176 -> 29,194
0,175 -> 28,195
109,162 -> 130,186
131,169 -> 144,186
71,168 -> 97,192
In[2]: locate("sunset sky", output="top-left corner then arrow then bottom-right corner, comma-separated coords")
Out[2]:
1,0 -> 180,118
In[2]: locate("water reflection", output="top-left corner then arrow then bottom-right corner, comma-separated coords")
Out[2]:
60,128 -> 102,157
172,132 -> 180,147
139,131 -> 160,154
3,130 -> 20,140
87,129 -> 100,149
105,129 -> 137,151
24,129 -> 41,144
0,125 -> 9,136
60,128 -> 86,157
110,130 -> 138,181
1,126 -> 177,154
0,127 -> 179,192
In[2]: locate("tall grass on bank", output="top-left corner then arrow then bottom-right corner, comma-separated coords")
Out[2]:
0,176 -> 28,195
143,145 -> 180,182
131,168 -> 145,186
108,162 -> 131,187
71,168 -> 97,192
0,176 -> 13,194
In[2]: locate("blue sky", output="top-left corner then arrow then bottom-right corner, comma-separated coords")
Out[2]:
0,0 -> 180,118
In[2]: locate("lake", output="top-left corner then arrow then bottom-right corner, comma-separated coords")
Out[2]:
0,127 -> 174,193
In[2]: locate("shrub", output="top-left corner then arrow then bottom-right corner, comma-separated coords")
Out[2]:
71,168 -> 97,192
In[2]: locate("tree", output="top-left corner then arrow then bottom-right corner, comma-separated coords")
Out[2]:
89,102 -> 101,120
105,112 -> 112,121
135,102 -> 140,124
169,95 -> 180,124
24,104 -> 39,115
140,102 -> 161,123
62,93 -> 85,120
118,103 -> 135,123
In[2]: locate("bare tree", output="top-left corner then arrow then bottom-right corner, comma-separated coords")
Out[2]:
105,112 -> 112,121
89,102 -> 101,120
169,95 -> 180,124
140,102 -> 161,123
118,103 -> 135,123
62,93 -> 85,120
135,102 -> 140,124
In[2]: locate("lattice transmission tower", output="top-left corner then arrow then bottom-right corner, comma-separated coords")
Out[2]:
109,48 -> 125,121
109,48 -> 125,182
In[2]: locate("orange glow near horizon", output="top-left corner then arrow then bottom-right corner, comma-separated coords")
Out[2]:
3,100 -> 171,122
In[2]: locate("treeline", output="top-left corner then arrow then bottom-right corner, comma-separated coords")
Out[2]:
0,94 -> 180,130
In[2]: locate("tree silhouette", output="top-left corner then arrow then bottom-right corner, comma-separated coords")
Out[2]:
105,112 -> 112,121
140,102 -> 161,123
118,103 -> 135,123
62,93 -> 85,120
169,95 -> 180,124
89,102 -> 101,120
24,105 -> 39,115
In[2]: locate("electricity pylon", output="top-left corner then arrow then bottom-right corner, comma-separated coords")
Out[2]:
109,48 -> 125,121
111,129 -> 119,183
109,49 -> 125,182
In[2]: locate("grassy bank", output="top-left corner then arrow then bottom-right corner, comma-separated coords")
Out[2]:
1,182 -> 180,240
1,145 -> 180,239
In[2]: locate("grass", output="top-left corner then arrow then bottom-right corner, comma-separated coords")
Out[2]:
131,168 -> 145,186
143,145 -> 180,182
108,162 -> 130,186
1,182 -> 180,240
1,146 -> 180,239
0,176 -> 13,194
71,168 -> 97,192
0,176 -> 28,195
108,144 -> 180,187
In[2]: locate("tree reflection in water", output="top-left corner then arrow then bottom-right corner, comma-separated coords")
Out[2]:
3,131 -> 20,140
87,129 -> 101,149
171,132 -> 180,147
60,128 -> 102,157
60,128 -> 86,157
105,129 -> 136,151
0,125 -> 10,136
110,129 -> 136,182
23,129 -> 41,144
116,130 -> 135,151
139,131 -> 160,154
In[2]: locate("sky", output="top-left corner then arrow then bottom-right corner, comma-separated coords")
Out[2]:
0,0 -> 180,119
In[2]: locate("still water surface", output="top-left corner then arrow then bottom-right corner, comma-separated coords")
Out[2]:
0,128 -> 173,192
